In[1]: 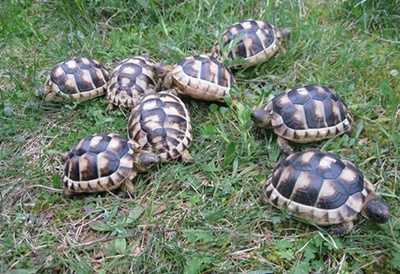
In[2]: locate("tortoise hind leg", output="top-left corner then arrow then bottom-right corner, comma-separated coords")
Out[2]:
63,188 -> 75,198
106,102 -> 116,111
180,149 -> 194,165
330,221 -> 354,236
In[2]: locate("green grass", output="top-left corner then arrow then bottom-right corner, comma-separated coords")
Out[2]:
1,0 -> 399,273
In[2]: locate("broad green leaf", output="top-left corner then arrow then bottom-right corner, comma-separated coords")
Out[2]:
224,141 -> 236,167
202,124 -> 219,138
126,205 -> 145,224
89,221 -> 112,232
200,164 -> 223,172
115,238 -> 127,254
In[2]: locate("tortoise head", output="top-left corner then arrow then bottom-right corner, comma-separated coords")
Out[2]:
251,102 -> 274,129
132,150 -> 160,173
152,63 -> 174,79
37,76 -> 56,101
363,198 -> 391,224
361,178 -> 390,223
276,28 -> 291,42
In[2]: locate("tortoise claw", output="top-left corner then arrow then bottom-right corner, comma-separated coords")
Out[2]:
330,221 -> 354,236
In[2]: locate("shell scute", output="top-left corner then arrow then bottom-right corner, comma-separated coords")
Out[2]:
252,84 -> 353,151
180,58 -> 199,78
262,150 -> 369,227
76,71 -> 96,92
168,55 -> 235,102
316,179 -> 350,209
165,115 -> 188,133
53,74 -> 76,95
76,57 -> 94,70
216,64 -> 232,87
336,164 -> 365,195
140,108 -> 167,130
64,156 -> 79,181
294,85 -> 329,102
60,59 -> 80,73
290,171 -> 323,206
214,19 -> 286,67
287,87 -> 313,105
127,92 -> 193,163
97,151 -> 115,176
42,57 -> 109,101
84,133 -> 111,155
273,164 -> 299,199
106,55 -> 157,109
330,99 -> 348,124
200,62 -> 216,82
303,100 -> 326,128
62,133 -> 147,196
79,153 -> 99,181
315,154 -> 344,179
107,137 -> 131,158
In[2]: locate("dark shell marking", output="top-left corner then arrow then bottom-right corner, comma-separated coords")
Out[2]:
171,55 -> 235,102
44,57 -> 109,101
263,150 -> 368,225
127,92 -> 192,162
213,19 -> 282,67
107,56 -> 157,108
63,133 -> 136,193
268,84 -> 352,143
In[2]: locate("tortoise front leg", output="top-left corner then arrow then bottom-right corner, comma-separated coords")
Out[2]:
123,172 -> 138,197
277,136 -> 294,155
330,221 -> 354,236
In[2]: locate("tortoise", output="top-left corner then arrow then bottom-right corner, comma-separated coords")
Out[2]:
212,19 -> 291,68
260,149 -> 391,235
155,54 -> 236,103
251,84 -> 353,155
39,57 -> 110,101
106,55 -> 160,110
62,133 -> 159,197
127,90 -> 193,164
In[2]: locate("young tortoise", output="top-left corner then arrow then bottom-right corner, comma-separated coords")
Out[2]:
127,90 -> 193,164
155,55 -> 236,103
39,57 -> 110,101
63,133 -> 159,197
261,149 -> 391,235
106,55 -> 160,110
251,84 -> 353,155
212,19 -> 290,68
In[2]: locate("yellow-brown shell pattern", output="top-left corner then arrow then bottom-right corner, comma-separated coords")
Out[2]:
213,19 -> 281,67
127,92 -> 192,162
262,149 -> 369,225
269,84 -> 352,143
63,133 -> 136,194
44,57 -> 109,101
107,56 -> 157,108
171,55 -> 235,102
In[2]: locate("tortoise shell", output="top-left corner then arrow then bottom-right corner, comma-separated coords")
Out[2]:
127,91 -> 193,163
63,133 -> 158,196
164,55 -> 236,103
213,19 -> 290,68
251,84 -> 352,154
262,149 -> 369,227
106,55 -> 158,110
39,57 -> 110,101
